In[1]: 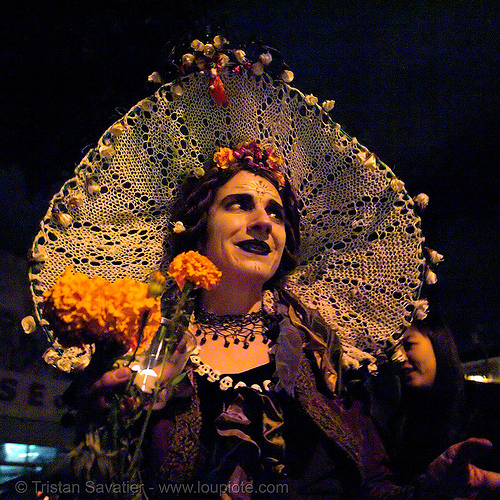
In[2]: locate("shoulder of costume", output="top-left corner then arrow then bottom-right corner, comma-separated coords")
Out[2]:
275,287 -> 342,363
277,288 -> 340,343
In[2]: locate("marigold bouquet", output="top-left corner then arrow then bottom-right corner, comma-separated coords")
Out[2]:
38,251 -> 221,498
42,267 -> 162,357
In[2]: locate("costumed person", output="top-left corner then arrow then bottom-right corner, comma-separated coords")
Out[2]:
396,312 -> 467,483
23,35 -> 500,499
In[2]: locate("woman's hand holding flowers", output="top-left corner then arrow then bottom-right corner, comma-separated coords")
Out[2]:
36,252 -> 221,493
89,366 -> 133,411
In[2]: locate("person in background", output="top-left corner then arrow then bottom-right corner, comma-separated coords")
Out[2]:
381,311 -> 467,484
373,308 -> 499,498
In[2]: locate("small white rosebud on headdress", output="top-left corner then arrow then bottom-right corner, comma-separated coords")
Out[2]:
251,62 -> 264,76
191,39 -> 205,52
182,53 -> 195,67
233,49 -> 246,64
304,94 -> 319,106
99,144 -> 115,159
193,166 -> 205,178
110,122 -> 126,138
426,247 -> 444,264
281,70 -> 294,82
425,267 -> 438,285
260,53 -> 273,66
357,151 -> 378,172
390,178 -> 405,192
67,193 -> 85,210
52,209 -> 72,228
322,100 -> 335,112
364,153 -> 378,172
203,44 -> 215,58
356,150 -> 367,163
32,247 -> 48,263
213,35 -> 228,50
172,83 -> 184,98
21,316 -> 37,334
413,193 -> 429,210
413,299 -> 429,320
173,221 -> 186,234
217,53 -> 230,69
86,176 -> 100,195
139,99 -> 154,112
148,71 -> 163,84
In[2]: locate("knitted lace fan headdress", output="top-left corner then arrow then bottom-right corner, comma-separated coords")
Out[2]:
28,36 -> 431,370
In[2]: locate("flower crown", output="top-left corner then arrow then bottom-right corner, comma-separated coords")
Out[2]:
213,141 -> 286,187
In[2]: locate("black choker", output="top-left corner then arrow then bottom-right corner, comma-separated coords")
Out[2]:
194,308 -> 268,349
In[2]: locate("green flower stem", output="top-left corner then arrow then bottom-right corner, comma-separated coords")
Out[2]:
123,309 -> 151,395
126,281 -> 194,478
126,310 -> 151,367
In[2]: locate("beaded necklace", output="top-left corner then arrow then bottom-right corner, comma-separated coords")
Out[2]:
193,308 -> 269,348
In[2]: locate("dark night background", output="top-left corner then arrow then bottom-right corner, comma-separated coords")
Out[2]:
0,0 -> 499,361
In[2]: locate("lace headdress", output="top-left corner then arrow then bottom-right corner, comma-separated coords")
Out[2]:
29,36 -> 433,369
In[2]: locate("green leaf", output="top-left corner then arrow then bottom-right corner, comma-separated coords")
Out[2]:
171,371 -> 187,387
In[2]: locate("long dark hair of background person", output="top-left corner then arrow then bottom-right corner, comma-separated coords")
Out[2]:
388,310 -> 466,484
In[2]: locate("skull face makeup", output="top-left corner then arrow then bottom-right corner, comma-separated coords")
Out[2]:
203,171 -> 286,288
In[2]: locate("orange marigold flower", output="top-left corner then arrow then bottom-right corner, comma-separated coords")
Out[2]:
168,251 -> 221,291
267,151 -> 284,167
213,147 -> 236,169
42,267 -> 160,352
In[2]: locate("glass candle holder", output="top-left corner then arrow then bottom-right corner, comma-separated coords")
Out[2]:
131,324 -> 197,408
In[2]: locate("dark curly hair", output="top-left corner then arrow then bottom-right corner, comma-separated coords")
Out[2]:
169,162 -> 300,289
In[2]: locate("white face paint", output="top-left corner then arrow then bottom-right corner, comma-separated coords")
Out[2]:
203,171 -> 286,287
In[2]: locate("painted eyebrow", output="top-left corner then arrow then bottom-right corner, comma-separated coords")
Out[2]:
220,193 -> 253,207
220,193 -> 283,207
266,199 -> 285,216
